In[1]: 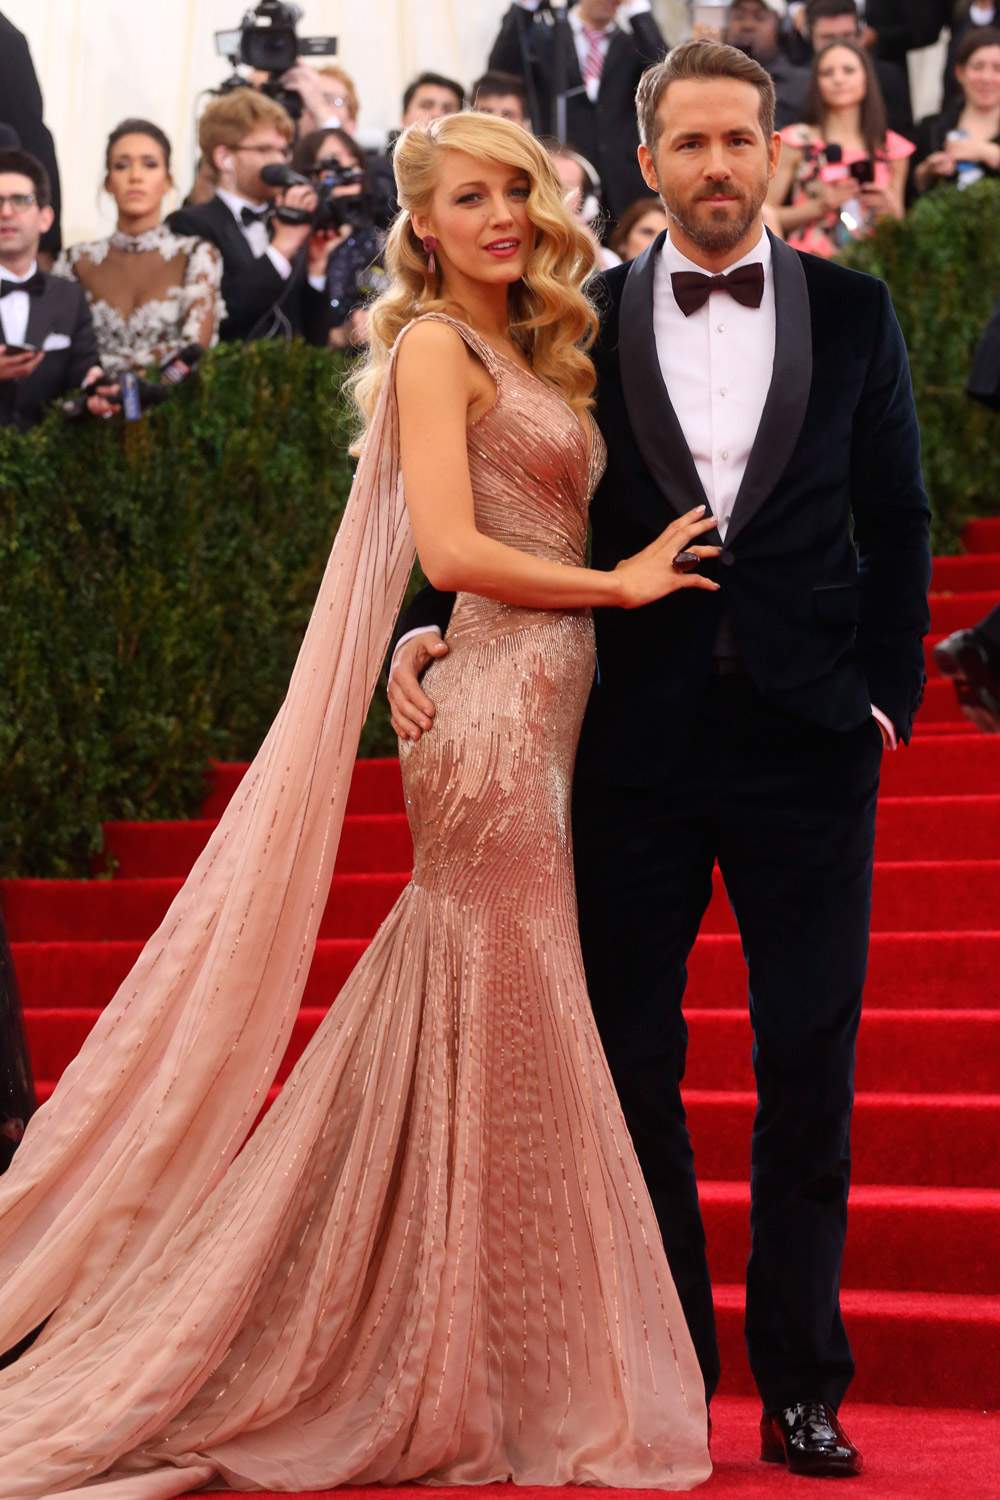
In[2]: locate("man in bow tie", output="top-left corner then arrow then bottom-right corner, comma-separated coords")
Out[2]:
0,149 -> 114,430
389,38 -> 931,1475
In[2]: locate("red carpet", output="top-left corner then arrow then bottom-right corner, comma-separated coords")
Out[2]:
5,520 -> 1000,1448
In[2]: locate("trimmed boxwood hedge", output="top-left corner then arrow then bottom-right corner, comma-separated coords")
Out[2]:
3,188 -> 998,875
839,178 -> 1000,551
0,340 -> 399,877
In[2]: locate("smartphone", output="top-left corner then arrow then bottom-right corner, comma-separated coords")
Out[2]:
852,158 -> 876,186
1,343 -> 38,356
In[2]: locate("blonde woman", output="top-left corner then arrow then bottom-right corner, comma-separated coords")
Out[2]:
0,113 -> 712,1496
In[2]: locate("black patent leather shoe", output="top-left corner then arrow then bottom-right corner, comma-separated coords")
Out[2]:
933,628 -> 1000,733
760,1402 -> 863,1477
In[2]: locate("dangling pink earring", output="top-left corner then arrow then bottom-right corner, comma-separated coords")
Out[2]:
422,235 -> 437,275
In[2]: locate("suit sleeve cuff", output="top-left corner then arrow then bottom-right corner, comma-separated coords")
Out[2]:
391,624 -> 442,675
871,705 -> 898,750
265,246 -> 292,279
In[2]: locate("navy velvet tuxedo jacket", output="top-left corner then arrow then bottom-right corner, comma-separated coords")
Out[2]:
396,231 -> 933,786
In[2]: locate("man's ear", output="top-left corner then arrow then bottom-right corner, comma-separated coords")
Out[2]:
767,130 -> 782,180
38,205 -> 54,236
212,144 -> 233,175
638,143 -> 659,196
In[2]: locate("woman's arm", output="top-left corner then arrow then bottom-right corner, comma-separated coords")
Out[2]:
182,240 -> 224,349
396,321 -> 720,611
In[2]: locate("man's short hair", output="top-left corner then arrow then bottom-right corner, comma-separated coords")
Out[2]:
804,0 -> 859,31
472,70 -> 528,107
198,88 -> 294,173
636,39 -> 777,153
402,71 -> 465,116
0,148 -> 50,208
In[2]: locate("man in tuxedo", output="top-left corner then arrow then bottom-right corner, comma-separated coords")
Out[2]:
389,39 -> 931,1475
0,150 -> 113,430
168,90 -> 323,344
488,0 -> 669,219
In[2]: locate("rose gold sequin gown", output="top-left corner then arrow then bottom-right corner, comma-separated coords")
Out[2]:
0,317 -> 709,1498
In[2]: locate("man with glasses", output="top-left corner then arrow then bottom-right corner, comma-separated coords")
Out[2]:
0,149 -> 115,430
169,89 -> 323,342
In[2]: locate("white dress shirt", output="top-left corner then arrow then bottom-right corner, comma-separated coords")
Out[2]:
514,0 -> 653,102
654,229 -> 775,545
215,189 -> 292,280
0,258 -> 38,348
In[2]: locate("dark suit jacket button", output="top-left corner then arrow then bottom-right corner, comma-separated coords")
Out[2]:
721,551 -> 735,566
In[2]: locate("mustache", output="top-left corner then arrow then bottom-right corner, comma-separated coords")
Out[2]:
693,185 -> 744,202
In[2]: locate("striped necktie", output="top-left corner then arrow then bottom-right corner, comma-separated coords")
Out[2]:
581,25 -> 607,90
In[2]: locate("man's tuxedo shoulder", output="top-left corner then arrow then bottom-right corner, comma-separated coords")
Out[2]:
167,200 -> 227,244
41,272 -> 88,316
796,245 -> 887,314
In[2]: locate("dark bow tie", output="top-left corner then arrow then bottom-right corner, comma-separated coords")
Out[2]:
241,206 -> 268,228
670,262 -> 765,317
0,271 -> 45,298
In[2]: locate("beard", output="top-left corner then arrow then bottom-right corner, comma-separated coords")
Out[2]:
659,174 -> 769,255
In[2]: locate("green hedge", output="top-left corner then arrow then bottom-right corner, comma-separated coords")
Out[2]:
0,341 -> 400,878
839,178 -> 1000,552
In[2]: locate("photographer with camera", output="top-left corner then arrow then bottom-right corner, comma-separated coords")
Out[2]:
767,39 -> 912,255
290,126 -> 380,349
168,90 -> 324,342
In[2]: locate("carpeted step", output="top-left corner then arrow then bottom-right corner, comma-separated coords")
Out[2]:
97,794 -> 1000,879
931,551 -> 1000,592
916,677 -> 969,724
877,734 -> 1000,795
681,1009 -> 1000,1094
5,860 -> 999,942
927,591 -> 1000,634
29,1005 -> 997,1100
101,814 -> 414,880
15,930 -> 1000,1015
200,758 -> 404,821
962,518 -> 1000,554
713,1284 -> 1000,1406
701,1182 -> 1000,1296
683,1091 -> 1000,1188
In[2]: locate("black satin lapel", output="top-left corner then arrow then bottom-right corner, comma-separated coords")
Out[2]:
725,235 -> 812,547
619,232 -> 713,524
24,283 -> 51,350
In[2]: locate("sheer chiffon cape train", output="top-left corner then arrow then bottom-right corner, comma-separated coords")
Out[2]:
0,316 -> 710,1497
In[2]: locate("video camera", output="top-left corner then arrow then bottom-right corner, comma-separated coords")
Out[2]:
215,2 -> 337,121
262,158 -> 375,235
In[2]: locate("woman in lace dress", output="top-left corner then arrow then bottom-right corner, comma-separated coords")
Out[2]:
0,114 -> 715,1497
54,119 -> 223,375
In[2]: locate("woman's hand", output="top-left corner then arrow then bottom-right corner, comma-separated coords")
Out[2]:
818,177 -> 861,215
945,136 -> 1000,169
922,150 -> 957,179
307,226 -> 349,279
859,181 -> 893,217
613,506 -> 722,609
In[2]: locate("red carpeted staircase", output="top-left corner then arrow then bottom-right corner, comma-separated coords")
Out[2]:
3,520 -> 1000,1420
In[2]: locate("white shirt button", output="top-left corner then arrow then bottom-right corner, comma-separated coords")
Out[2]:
720,387 -> 728,396
717,323 -> 726,332
722,450 -> 729,460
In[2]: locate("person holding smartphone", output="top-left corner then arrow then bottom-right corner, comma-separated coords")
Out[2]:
766,39 -> 912,255
0,148 -> 116,429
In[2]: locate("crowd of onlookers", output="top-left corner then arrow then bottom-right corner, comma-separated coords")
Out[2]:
0,0 -> 998,432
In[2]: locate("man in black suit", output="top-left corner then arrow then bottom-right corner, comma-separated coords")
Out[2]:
0,12 -> 61,260
168,89 -> 323,343
389,39 -> 931,1475
0,150 -> 113,430
488,0 -> 669,220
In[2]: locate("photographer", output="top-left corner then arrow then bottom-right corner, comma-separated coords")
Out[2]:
291,127 -> 380,349
0,149 -> 116,430
767,39 -> 912,256
167,90 -> 323,342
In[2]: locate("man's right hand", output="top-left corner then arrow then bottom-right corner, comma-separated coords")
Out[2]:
388,632 -> 449,741
0,346 -> 44,381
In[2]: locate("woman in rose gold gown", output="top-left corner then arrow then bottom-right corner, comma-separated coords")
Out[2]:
0,117 -> 714,1498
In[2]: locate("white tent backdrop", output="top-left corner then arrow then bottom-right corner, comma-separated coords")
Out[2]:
3,0 -> 683,245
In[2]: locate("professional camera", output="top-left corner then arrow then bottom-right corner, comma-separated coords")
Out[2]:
215,2 -> 337,120
263,158 -> 375,234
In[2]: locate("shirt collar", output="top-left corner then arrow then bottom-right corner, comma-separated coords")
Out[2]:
569,6 -> 618,36
661,225 -> 771,281
216,187 -> 269,222
0,259 -> 39,284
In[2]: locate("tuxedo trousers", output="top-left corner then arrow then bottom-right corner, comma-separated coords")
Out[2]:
572,674 -> 882,1412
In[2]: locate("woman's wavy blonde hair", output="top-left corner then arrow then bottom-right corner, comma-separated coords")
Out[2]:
349,112 -> 599,450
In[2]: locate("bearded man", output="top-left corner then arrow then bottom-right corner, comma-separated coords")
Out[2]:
389,39 -> 932,1476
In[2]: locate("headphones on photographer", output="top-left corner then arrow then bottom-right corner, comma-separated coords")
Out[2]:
554,147 -> 603,224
